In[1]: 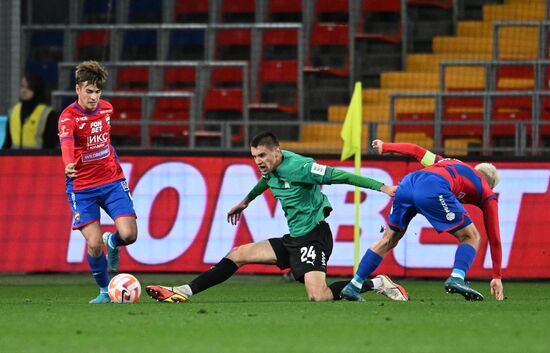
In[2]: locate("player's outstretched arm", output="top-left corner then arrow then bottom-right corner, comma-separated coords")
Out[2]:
380,185 -> 397,197
483,198 -> 505,300
330,169 -> 395,196
372,139 -> 442,167
371,139 -> 384,155
227,178 -> 269,225
490,278 -> 505,301
227,198 -> 249,225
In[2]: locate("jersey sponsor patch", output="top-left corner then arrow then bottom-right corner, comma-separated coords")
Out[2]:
81,145 -> 110,163
310,163 -> 327,176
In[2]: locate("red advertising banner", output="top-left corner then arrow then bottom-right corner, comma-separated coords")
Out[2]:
1,155 -> 549,278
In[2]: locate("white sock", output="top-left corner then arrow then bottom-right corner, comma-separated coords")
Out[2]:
175,284 -> 193,297
371,277 -> 383,290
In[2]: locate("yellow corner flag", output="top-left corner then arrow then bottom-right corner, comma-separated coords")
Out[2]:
340,82 -> 362,161
340,82 -> 363,272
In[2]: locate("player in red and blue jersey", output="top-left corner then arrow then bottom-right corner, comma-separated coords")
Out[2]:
341,139 -> 504,302
58,61 -> 137,303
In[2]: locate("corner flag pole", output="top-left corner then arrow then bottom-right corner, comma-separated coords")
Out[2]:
340,82 -> 363,272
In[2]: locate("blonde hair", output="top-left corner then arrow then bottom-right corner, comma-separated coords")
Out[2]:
475,163 -> 500,189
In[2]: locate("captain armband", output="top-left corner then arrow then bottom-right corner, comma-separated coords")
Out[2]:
420,150 -> 437,167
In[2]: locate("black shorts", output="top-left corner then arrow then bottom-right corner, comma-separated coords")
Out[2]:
268,221 -> 333,282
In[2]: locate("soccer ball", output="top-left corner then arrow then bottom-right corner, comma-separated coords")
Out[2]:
108,273 -> 141,304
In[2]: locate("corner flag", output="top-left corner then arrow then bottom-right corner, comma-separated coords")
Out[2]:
340,82 -> 363,272
340,82 -> 362,161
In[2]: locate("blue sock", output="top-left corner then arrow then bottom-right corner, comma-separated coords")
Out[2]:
109,231 -> 127,248
87,252 -> 110,291
356,249 -> 383,282
451,244 -> 477,280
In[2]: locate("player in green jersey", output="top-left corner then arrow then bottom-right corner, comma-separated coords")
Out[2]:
145,132 -> 409,302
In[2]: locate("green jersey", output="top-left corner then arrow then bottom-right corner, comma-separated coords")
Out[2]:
262,150 -> 334,237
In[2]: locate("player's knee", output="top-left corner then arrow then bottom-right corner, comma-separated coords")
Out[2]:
121,230 -> 137,245
87,241 -> 103,256
226,246 -> 245,264
117,227 -> 137,245
469,230 -> 481,248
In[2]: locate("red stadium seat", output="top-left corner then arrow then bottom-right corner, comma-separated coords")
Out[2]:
222,0 -> 256,22
252,60 -> 298,113
540,96 -> 550,138
496,64 -> 534,90
263,28 -> 299,46
259,60 -> 297,83
109,97 -> 142,140
442,97 -> 484,138
394,112 -> 435,136
362,0 -> 401,12
163,67 -> 196,91
203,88 -> 244,144
175,0 -> 209,22
116,67 -> 149,91
310,24 -> 348,46
407,0 -> 453,9
268,0 -> 302,22
150,97 -> 191,144
315,0 -> 348,23
306,23 -> 349,76
210,67 -> 244,88
262,28 -> 299,60
356,0 -> 401,43
215,28 -> 252,60
204,88 -> 243,113
492,96 -> 532,137
76,30 -> 110,60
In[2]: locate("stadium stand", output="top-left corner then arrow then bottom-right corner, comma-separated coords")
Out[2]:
222,0 -> 256,23
267,0 -> 302,23
215,28 -> 252,61
150,97 -> 191,145
174,0 -> 209,23
17,0 -> 550,154
76,30 -> 111,61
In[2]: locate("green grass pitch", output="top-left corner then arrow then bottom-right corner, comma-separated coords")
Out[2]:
0,274 -> 549,353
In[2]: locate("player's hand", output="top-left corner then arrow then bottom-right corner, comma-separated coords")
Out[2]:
371,139 -> 385,155
227,200 -> 249,225
65,163 -> 77,178
490,278 -> 505,301
380,185 -> 397,197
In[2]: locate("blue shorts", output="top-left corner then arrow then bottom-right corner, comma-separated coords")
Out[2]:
388,171 -> 471,233
67,179 -> 136,230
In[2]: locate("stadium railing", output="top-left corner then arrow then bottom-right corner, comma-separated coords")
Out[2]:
492,21 -> 550,60
56,60 -> 249,135
52,90 -> 199,148
23,23 -> 303,114
388,90 -> 550,156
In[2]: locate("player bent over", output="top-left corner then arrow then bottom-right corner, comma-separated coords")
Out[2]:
146,131 -> 409,303
58,61 -> 137,303
341,139 -> 505,302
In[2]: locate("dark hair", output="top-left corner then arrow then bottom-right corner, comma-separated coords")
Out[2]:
75,60 -> 108,89
250,131 -> 279,148
23,73 -> 46,102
